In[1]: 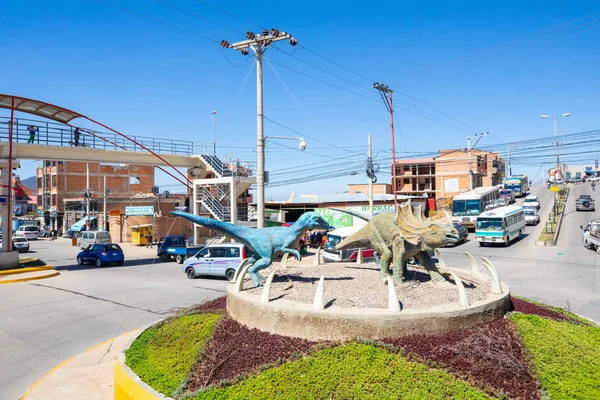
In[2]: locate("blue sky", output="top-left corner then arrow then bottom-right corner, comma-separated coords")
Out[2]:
1,0 -> 599,198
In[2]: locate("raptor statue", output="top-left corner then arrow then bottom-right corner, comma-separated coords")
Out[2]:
171,211 -> 330,287
334,201 -> 459,284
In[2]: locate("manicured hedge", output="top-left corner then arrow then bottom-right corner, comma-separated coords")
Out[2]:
511,313 -> 600,400
125,313 -> 221,396
197,343 -> 491,399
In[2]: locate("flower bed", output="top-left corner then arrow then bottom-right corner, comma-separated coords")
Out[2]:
122,296 -> 599,399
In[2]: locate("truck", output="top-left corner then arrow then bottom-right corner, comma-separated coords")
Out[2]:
157,235 -> 204,264
582,219 -> 600,252
504,175 -> 529,198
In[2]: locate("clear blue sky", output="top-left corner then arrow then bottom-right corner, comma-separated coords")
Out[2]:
1,0 -> 599,198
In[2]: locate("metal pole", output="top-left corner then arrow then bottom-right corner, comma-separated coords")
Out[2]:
211,112 -> 217,156
368,134 -> 374,216
554,116 -> 559,170
86,162 -> 90,230
256,47 -> 265,228
103,175 -> 107,231
507,143 -> 510,178
388,92 -> 398,211
3,98 -> 15,252
468,137 -> 473,190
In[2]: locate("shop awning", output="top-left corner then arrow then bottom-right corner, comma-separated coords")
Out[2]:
70,216 -> 97,232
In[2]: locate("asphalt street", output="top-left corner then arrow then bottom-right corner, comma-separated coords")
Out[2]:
0,241 -> 228,400
2,185 -> 600,399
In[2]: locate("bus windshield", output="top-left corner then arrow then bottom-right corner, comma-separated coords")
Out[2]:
325,235 -> 342,250
452,199 -> 482,216
476,218 -> 504,231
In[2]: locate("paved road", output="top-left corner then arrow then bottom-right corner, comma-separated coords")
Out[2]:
441,183 -> 600,324
0,240 -> 228,400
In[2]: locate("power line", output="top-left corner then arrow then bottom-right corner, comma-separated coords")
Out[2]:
190,0 -> 267,30
154,0 -> 245,34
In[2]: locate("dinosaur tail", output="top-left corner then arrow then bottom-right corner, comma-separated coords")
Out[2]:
170,211 -> 250,242
335,225 -> 373,250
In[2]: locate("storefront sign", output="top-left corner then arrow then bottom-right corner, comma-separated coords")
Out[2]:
125,206 -> 154,216
110,209 -> 121,216
314,208 -> 353,229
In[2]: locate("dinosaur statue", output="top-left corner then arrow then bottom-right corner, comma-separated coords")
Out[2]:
334,201 -> 459,284
171,211 -> 330,286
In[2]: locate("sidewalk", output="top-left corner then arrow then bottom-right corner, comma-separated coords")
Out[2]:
22,329 -> 139,400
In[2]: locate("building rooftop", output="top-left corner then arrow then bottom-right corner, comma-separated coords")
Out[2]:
394,157 -> 435,164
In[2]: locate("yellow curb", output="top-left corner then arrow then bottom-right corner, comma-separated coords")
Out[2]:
21,328 -> 141,400
0,270 -> 60,284
115,360 -> 167,400
0,265 -> 53,276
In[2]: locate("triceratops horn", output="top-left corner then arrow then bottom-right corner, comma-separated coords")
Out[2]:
443,210 -> 453,225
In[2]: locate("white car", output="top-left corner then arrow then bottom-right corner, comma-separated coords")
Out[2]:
14,226 -> 39,240
523,209 -> 540,225
523,195 -> 540,210
588,176 -> 599,182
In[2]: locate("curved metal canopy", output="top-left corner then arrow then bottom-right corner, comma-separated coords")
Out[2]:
0,94 -> 84,124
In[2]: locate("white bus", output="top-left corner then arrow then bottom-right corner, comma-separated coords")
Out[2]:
451,186 -> 501,229
323,226 -> 375,263
475,205 -> 526,247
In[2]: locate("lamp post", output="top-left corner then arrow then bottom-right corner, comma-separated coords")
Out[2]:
541,113 -> 570,172
210,111 -> 217,156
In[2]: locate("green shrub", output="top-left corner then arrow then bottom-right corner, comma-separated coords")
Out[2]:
511,313 -> 600,400
197,343 -> 491,400
125,313 -> 221,396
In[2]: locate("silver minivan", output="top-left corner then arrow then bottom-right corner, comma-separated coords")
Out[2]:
182,243 -> 255,281
77,231 -> 112,249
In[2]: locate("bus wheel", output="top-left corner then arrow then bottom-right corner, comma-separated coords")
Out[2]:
504,236 -> 510,247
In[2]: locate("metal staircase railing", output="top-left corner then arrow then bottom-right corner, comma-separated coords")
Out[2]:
198,186 -> 231,221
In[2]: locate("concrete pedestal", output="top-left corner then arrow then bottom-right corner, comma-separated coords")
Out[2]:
0,252 -> 19,270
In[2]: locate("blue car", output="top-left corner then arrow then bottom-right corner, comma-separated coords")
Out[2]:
77,243 -> 125,267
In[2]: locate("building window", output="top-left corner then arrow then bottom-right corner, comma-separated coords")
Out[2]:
403,165 -> 410,172
51,175 -> 57,187
403,178 -> 410,184
37,176 -> 42,189
37,195 -> 42,206
52,194 -> 57,206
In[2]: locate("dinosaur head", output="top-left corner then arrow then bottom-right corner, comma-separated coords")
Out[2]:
397,200 -> 459,248
294,212 -> 330,230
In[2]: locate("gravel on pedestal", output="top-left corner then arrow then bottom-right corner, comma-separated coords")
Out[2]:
243,262 -> 490,310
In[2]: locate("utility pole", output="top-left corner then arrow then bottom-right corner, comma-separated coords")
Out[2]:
103,175 -> 107,231
367,135 -> 374,216
373,82 -> 398,211
86,162 -> 90,230
211,111 -> 217,156
467,132 -> 489,190
221,29 -> 298,229
507,143 -> 510,178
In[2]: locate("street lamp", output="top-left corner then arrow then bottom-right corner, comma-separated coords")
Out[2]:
541,113 -> 570,171
467,132 -> 489,190
210,111 -> 217,156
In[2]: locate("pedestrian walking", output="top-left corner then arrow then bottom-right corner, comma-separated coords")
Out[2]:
73,128 -> 81,147
27,125 -> 37,144
146,233 -> 153,249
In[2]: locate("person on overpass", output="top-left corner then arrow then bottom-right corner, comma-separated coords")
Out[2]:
73,128 -> 81,147
27,125 -> 37,144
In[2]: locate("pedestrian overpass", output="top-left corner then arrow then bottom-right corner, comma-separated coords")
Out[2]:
0,94 -> 255,267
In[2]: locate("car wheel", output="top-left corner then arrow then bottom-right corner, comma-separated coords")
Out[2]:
186,268 -> 197,279
479,242 -> 485,247
117,260 -> 124,266
160,254 -> 169,262
77,256 -> 84,265
95,258 -> 103,267
226,269 -> 236,281
176,255 -> 184,264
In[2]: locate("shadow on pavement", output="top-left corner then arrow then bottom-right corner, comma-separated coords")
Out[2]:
54,257 -> 170,271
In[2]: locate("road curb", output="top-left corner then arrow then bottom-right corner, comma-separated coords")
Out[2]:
0,270 -> 59,284
535,187 -> 569,247
0,265 -> 54,276
21,328 -> 141,400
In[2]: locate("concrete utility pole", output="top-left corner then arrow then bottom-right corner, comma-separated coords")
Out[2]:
86,162 -> 90,230
221,29 -> 298,228
541,113 -> 570,175
368,135 -> 374,216
373,82 -> 398,211
467,132 -> 489,190
103,175 -> 107,231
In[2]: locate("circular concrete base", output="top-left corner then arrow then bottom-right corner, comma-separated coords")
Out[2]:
227,269 -> 511,341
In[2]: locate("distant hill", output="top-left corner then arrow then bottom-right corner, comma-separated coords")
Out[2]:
21,176 -> 36,190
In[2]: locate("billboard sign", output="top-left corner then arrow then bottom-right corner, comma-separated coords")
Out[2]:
125,206 -> 154,216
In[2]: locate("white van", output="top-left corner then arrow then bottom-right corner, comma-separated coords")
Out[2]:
182,243 -> 256,281
77,231 -> 112,249
323,226 -> 375,263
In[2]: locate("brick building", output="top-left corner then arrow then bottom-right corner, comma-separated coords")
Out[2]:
36,161 -> 155,230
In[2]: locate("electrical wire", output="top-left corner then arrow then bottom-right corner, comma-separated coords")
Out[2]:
154,0 -> 245,34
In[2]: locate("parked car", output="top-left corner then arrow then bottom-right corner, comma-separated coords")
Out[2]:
182,243 -> 256,281
77,243 -> 124,267
157,235 -> 204,264
12,237 -> 30,252
588,176 -> 600,182
499,189 -> 516,204
445,223 -> 468,246
14,226 -> 39,240
77,231 -> 112,249
523,195 -> 540,210
523,209 -> 540,225
576,194 -> 595,211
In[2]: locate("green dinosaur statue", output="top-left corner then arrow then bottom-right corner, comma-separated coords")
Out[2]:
335,201 -> 459,284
